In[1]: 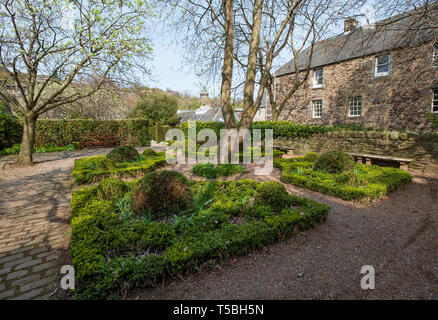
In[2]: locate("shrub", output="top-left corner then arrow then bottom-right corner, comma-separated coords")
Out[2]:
72,154 -> 167,184
132,171 -> 193,218
192,163 -> 245,178
107,146 -> 139,163
0,104 -> 22,150
303,152 -> 319,162
277,158 -> 413,201
255,181 -> 289,213
97,178 -> 128,200
314,150 -> 355,174
143,148 -> 157,157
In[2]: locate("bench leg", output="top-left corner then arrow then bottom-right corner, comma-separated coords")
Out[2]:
400,162 -> 408,171
365,157 -> 372,166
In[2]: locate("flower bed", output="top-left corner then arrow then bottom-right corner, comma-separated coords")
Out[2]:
72,152 -> 167,184
70,178 -> 330,299
275,155 -> 413,201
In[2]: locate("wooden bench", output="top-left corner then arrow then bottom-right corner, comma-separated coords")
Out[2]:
85,133 -> 118,149
273,145 -> 294,155
348,152 -> 413,170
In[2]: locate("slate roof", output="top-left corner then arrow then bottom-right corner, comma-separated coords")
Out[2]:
275,5 -> 438,77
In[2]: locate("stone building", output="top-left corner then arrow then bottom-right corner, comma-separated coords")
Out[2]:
273,8 -> 438,132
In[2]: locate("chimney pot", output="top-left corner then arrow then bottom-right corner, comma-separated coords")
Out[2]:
344,18 -> 358,33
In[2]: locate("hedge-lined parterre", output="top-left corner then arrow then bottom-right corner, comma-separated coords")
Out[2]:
70,177 -> 330,299
275,152 -> 413,201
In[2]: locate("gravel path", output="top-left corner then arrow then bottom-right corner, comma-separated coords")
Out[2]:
1,148 -> 437,300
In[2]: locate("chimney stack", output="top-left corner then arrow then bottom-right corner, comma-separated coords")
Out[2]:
200,88 -> 209,106
344,18 -> 358,33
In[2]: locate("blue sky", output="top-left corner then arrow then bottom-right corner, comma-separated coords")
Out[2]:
146,30 -> 202,97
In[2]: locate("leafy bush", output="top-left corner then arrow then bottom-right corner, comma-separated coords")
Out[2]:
143,148 -> 158,157
97,178 -> 128,200
129,89 -> 178,125
132,171 -> 193,218
0,103 -> 22,151
70,179 -> 330,299
35,119 -> 151,148
314,150 -> 355,174
255,181 -> 289,213
72,153 -> 166,184
192,163 -> 245,178
107,146 -> 139,163
276,156 -> 412,201
303,152 -> 319,162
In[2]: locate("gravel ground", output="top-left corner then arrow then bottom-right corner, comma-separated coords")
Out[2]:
128,166 -> 438,300
1,147 -> 437,300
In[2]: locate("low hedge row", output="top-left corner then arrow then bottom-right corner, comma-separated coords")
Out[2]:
70,179 -> 330,299
35,119 -> 151,148
275,156 -> 413,201
179,121 -> 356,139
72,152 -> 167,184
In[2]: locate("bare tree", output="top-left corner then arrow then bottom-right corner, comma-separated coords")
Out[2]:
164,0 -> 361,129
0,0 -> 153,165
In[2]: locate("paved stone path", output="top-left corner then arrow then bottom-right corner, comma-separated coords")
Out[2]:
0,148 -> 118,300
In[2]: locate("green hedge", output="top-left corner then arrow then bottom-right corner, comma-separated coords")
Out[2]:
275,155 -> 413,201
179,121 -> 342,139
70,179 -> 330,299
72,152 -> 167,184
0,104 -> 22,150
192,163 -> 246,178
35,119 -> 151,148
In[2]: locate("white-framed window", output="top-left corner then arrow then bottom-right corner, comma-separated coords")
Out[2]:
433,45 -> 438,67
312,100 -> 323,118
432,90 -> 438,113
349,96 -> 362,117
313,68 -> 323,88
375,54 -> 390,77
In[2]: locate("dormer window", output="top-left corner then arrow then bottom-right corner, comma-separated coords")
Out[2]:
375,54 -> 390,77
313,68 -> 323,88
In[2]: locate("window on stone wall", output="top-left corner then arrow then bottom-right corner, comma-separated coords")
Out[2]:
433,90 -> 438,113
433,45 -> 438,67
312,100 -> 323,118
375,54 -> 390,77
313,68 -> 323,88
349,96 -> 362,117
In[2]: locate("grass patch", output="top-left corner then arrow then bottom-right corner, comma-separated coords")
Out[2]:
72,152 -> 167,184
70,178 -> 329,299
192,163 -> 246,178
275,155 -> 413,201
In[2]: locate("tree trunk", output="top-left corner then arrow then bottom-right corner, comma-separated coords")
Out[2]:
271,108 -> 279,122
220,0 -> 236,130
15,114 -> 37,166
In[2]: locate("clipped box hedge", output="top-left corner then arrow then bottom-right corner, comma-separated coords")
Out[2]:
70,179 -> 330,299
35,119 -> 151,148
275,156 -> 413,201
72,152 -> 167,184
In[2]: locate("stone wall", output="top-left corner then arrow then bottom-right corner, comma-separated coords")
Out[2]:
275,43 -> 438,132
274,130 -> 438,174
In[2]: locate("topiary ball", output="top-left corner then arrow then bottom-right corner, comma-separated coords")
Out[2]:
314,150 -> 355,174
132,170 -> 192,218
97,178 -> 128,200
143,148 -> 157,157
107,146 -> 139,163
255,181 -> 289,213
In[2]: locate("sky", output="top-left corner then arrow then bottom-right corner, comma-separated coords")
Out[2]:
145,30 -> 203,97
